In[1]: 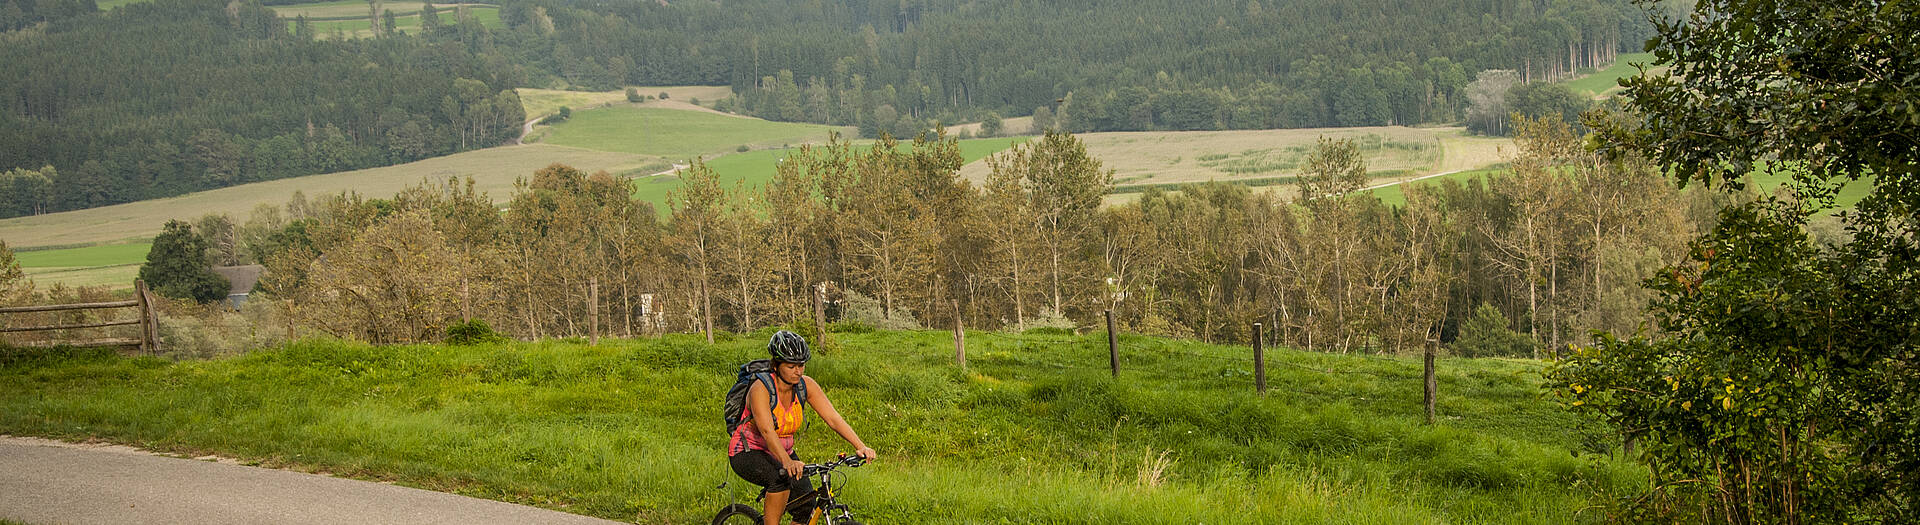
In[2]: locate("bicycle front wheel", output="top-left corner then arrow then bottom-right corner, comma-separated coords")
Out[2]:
711,503 -> 763,525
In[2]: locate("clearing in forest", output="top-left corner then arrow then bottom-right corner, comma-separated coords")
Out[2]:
537,107 -> 854,160
516,87 -> 734,122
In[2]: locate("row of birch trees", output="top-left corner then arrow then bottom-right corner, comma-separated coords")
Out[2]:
217,118 -> 1710,354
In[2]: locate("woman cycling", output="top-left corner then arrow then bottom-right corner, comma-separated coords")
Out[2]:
728,330 -> 877,525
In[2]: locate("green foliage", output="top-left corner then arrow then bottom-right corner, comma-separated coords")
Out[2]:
840,290 -> 921,331
1452,304 -> 1533,358
137,220 -> 229,304
0,240 -> 24,301
444,319 -> 506,346
1504,82 -> 1590,134
1570,0 -> 1920,521
0,331 -> 1644,523
625,88 -> 643,103
980,112 -> 1002,138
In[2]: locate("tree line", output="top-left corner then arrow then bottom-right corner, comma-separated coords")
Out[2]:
0,0 -> 523,219
136,122 -> 1714,358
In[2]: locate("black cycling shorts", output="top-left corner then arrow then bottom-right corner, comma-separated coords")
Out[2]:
728,449 -> 817,518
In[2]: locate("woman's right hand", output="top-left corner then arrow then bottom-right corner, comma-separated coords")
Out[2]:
782,457 -> 805,480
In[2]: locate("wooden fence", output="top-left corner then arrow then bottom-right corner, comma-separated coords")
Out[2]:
0,280 -> 161,353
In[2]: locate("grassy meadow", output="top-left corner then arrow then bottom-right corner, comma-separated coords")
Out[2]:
1558,53 -> 1661,98
540,107 -> 855,160
10,242 -> 152,292
0,329 -> 1643,523
269,0 -> 497,19
632,137 -> 1029,214
518,88 -> 734,121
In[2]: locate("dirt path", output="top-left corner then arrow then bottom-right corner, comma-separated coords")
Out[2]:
0,436 -> 623,525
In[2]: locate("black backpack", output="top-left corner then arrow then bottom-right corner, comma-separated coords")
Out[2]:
723,359 -> 807,435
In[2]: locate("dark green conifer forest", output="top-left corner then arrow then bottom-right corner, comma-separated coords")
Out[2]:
0,0 -> 522,217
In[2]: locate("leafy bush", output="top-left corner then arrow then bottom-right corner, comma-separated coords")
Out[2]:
1021,307 -> 1076,333
657,91 -> 669,100
735,144 -> 750,152
840,290 -> 922,331
444,319 -> 506,346
1452,304 -> 1533,358
625,88 -> 642,103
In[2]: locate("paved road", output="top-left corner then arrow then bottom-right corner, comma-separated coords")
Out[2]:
0,436 -> 624,525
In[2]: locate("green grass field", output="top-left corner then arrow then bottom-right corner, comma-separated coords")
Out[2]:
9,243 -> 152,292
541,107 -> 853,160
633,137 -> 1028,214
0,329 -> 1643,523
12,243 -> 150,268
270,0 -> 495,19
1367,167 -> 1507,207
1559,53 -> 1659,98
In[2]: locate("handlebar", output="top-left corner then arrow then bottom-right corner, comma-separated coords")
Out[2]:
801,453 -> 868,477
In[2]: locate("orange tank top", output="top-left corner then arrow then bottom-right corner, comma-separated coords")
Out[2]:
728,380 -> 805,455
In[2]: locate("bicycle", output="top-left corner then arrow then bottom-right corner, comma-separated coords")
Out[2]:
712,453 -> 868,525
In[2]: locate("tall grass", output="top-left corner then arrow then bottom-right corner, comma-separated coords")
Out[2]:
0,330 -> 1642,523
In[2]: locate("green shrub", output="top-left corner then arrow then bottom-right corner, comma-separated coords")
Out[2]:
445,319 -> 506,346
735,144 -> 750,152
840,290 -> 922,331
1021,307 -> 1076,332
1452,304 -> 1534,357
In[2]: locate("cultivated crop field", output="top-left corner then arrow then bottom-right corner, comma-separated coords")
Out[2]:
0,329 -> 1644,523
0,145 -> 658,251
1018,126 -> 1509,204
539,107 -> 855,160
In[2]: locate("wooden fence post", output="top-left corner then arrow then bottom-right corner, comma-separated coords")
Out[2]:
1105,310 -> 1118,378
1253,322 -> 1266,395
589,278 -> 600,346
142,283 -> 162,354
952,299 -> 965,370
135,280 -> 153,354
1424,343 -> 1437,425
